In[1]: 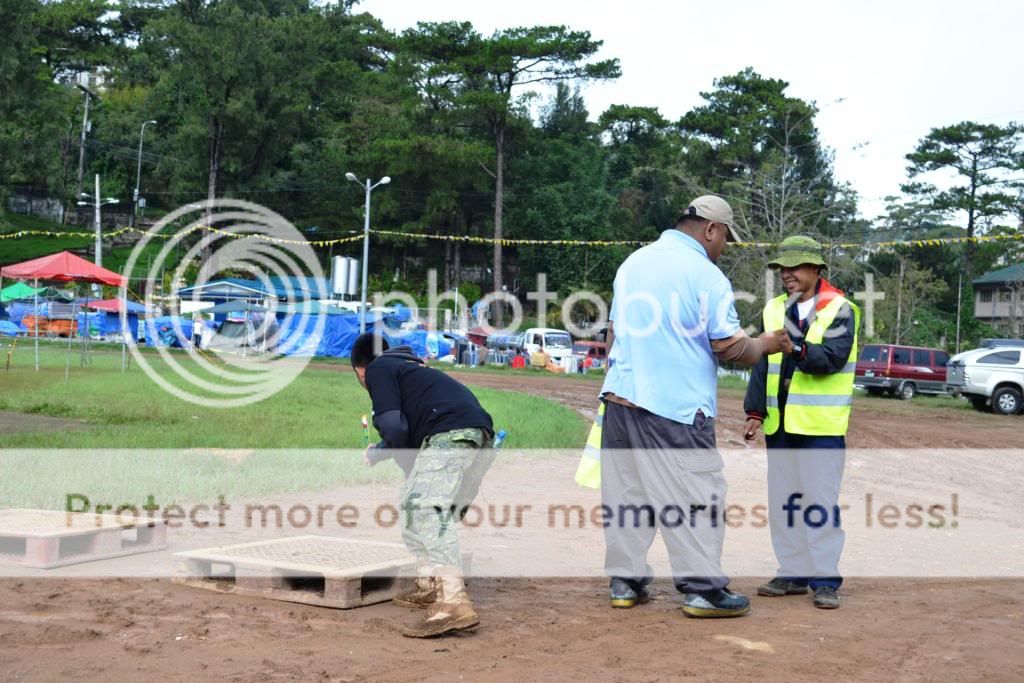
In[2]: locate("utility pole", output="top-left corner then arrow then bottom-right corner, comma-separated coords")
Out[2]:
94,174 -> 102,267
955,271 -> 963,354
131,120 -> 157,228
74,85 -> 93,204
895,257 -> 905,344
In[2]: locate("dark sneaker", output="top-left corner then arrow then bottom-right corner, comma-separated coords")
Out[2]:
681,589 -> 750,618
609,577 -> 651,608
813,586 -> 840,609
757,578 -> 810,597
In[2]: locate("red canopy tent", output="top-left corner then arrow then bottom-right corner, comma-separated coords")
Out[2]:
83,299 -> 149,314
0,251 -> 125,287
0,251 -> 127,371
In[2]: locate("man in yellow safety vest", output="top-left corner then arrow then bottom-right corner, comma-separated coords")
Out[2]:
743,235 -> 859,609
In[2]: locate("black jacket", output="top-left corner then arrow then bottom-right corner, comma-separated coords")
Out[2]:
364,345 -> 493,473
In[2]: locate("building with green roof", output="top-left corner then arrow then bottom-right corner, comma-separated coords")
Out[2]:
973,262 -> 1024,336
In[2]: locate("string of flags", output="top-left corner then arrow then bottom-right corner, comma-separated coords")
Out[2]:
0,225 -> 364,247
2,223 -> 1021,251
369,229 -> 650,247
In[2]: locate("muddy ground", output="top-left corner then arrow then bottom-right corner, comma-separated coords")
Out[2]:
1,371 -> 1022,682
0,411 -> 85,435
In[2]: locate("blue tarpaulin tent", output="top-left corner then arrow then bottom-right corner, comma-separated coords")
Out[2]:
274,311 -> 378,357
6,301 -> 48,328
76,311 -> 143,339
143,316 -> 194,348
139,303 -> 454,359
270,309 -> 448,360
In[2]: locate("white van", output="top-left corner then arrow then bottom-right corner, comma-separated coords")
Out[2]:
522,327 -> 573,361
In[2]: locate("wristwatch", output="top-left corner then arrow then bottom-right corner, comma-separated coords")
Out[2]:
791,342 -> 804,356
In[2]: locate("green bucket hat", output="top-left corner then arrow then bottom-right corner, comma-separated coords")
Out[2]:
767,235 -> 827,269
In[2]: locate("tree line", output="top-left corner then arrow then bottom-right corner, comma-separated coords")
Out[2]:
1,0 -> 1023,347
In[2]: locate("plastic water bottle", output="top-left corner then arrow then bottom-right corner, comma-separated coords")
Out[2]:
493,429 -> 507,450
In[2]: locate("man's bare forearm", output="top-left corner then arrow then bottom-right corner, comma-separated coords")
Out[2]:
712,331 -> 764,366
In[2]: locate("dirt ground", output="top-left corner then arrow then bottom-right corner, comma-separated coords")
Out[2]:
1,371 -> 1023,682
0,411 -> 85,435
455,370 -> 1024,449
3,576 -> 1021,683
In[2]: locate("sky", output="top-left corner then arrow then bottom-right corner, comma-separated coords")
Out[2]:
358,0 -> 1024,223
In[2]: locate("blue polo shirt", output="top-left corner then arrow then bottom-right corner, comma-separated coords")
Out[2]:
601,229 -> 741,425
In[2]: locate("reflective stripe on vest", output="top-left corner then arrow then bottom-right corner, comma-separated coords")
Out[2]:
761,293 -> 859,437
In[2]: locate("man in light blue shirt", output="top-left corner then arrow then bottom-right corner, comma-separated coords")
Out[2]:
599,195 -> 786,618
603,228 -> 743,425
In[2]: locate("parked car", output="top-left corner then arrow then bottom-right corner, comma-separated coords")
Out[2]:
855,343 -> 951,399
486,332 -> 524,353
980,338 -> 1024,349
522,327 -> 574,361
573,322 -> 610,345
946,346 -> 1024,415
572,340 -> 608,367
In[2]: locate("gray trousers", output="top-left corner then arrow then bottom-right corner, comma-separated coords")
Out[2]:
766,430 -> 846,589
600,401 -> 730,593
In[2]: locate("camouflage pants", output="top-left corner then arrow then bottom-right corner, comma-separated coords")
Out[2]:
399,428 -> 495,569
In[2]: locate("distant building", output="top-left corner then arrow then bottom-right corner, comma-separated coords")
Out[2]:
973,262 -> 1024,336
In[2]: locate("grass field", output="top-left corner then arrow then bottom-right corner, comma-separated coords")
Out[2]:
0,343 -> 587,509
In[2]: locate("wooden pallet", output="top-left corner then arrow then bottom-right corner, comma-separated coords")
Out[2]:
173,536 -> 423,609
0,508 -> 168,569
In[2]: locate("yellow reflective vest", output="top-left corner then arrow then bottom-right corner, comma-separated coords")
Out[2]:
574,402 -> 603,489
762,293 -> 859,436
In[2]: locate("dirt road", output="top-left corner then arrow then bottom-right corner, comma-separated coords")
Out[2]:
455,370 -> 1023,449
1,370 -> 1022,682
0,411 -> 85,435
3,575 -> 1021,682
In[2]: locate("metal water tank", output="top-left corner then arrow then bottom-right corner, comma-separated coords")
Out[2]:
347,257 -> 360,298
331,256 -> 350,296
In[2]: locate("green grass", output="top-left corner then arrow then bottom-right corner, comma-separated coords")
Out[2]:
717,374 -> 750,392
852,388 -> 973,413
0,343 -> 586,509
717,371 -> 976,416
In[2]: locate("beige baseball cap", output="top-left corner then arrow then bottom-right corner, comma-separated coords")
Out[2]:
679,195 -> 743,242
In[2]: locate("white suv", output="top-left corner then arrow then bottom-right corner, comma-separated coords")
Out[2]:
946,346 -> 1024,415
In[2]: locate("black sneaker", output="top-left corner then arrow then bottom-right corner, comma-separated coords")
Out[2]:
681,589 -> 750,618
609,577 -> 651,608
757,578 -> 810,597
813,586 -> 840,609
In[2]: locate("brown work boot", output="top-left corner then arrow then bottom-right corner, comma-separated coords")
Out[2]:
393,570 -> 437,609
401,566 -> 479,638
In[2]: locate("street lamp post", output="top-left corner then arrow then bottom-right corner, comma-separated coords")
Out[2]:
77,174 -> 119,269
131,120 -> 157,228
345,172 -> 390,333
